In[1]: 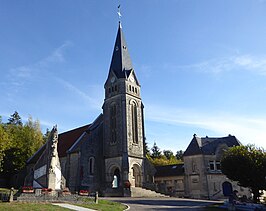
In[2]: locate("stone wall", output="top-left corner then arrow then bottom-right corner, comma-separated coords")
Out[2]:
67,152 -> 80,191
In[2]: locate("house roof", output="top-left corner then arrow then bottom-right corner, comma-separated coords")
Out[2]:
183,134 -> 241,157
108,22 -> 134,79
155,164 -> 184,177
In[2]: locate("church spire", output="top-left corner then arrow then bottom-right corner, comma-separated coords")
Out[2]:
109,22 -> 134,79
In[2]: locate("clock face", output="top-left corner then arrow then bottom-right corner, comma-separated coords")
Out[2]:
111,77 -> 115,83
129,75 -> 135,82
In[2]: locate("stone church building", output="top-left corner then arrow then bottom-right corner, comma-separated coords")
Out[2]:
26,22 -> 250,198
26,22 -> 155,196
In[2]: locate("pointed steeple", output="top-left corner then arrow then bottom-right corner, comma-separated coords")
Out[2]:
109,22 -> 134,79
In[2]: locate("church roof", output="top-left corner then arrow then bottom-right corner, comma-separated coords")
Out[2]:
108,22 -> 134,79
58,124 -> 91,157
155,164 -> 184,177
183,134 -> 241,157
67,114 -> 103,154
27,124 -> 90,164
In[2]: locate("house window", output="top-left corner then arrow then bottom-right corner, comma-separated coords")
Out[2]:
88,157 -> 95,175
110,104 -> 117,144
192,162 -> 197,172
216,161 -> 221,170
115,85 -> 117,91
131,102 -> 138,144
209,160 -> 221,172
129,85 -> 131,91
209,161 -> 215,171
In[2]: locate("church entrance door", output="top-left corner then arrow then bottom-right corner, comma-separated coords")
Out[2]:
132,164 -> 141,187
112,168 -> 120,188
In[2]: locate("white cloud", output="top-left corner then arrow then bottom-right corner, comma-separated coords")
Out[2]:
145,103 -> 266,149
172,54 -> 266,76
55,78 -> 102,110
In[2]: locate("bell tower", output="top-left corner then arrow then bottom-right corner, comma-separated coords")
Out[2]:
102,22 -> 145,191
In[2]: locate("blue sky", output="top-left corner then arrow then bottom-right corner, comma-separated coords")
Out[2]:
1,0 -> 266,152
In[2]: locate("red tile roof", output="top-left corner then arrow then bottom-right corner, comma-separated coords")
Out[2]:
58,124 -> 90,157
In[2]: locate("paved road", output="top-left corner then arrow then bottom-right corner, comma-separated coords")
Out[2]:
104,197 -> 223,211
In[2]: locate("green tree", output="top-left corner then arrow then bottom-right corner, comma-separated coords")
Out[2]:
175,150 -> 184,161
43,128 -> 51,143
163,150 -> 174,160
148,143 -> 182,166
7,111 -> 23,126
1,113 -> 45,176
0,124 -> 11,171
151,142 -> 161,159
221,145 -> 266,203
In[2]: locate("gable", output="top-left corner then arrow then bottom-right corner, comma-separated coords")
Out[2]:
57,124 -> 91,157
27,124 -> 91,164
184,134 -> 241,157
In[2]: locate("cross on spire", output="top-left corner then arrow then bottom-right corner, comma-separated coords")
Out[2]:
117,4 -> 122,21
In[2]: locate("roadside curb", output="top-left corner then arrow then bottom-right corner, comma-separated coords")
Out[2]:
122,203 -> 130,211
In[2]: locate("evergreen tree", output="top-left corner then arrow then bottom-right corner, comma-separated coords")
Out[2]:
151,142 -> 161,158
7,111 -> 23,126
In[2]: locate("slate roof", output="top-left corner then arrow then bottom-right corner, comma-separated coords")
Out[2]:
67,114 -> 103,154
183,134 -> 241,157
155,164 -> 184,177
27,124 -> 90,164
108,22 -> 134,79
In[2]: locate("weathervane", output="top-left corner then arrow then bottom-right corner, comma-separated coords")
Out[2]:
117,3 -> 122,21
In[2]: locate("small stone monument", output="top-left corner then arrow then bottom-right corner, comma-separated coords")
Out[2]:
9,187 -> 14,202
25,125 -> 62,192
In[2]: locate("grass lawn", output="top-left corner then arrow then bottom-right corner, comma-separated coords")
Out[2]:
77,198 -> 127,211
0,202 -> 69,211
0,199 -> 127,211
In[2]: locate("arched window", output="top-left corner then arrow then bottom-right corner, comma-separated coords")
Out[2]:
131,102 -> 138,144
110,104 -> 117,144
88,157 -> 95,175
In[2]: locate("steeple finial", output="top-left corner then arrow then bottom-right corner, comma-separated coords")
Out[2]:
117,3 -> 122,21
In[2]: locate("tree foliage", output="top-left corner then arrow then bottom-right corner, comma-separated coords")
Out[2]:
147,142 -> 183,166
221,145 -> 266,203
175,150 -> 184,160
0,112 -> 45,176
151,142 -> 161,159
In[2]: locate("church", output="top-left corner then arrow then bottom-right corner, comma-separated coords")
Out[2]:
26,22 -> 155,197
25,21 -> 250,199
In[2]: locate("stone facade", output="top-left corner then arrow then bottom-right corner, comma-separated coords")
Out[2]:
25,22 -> 152,196
154,135 -> 251,200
